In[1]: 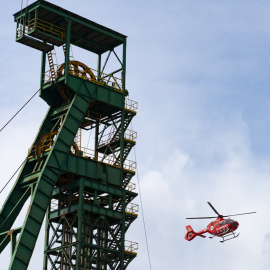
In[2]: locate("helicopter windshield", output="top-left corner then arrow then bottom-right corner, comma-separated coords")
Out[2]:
229,219 -> 236,224
219,220 -> 228,226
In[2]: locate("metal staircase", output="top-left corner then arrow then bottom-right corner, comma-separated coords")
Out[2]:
97,110 -> 137,168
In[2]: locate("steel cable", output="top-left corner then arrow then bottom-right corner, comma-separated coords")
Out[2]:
0,158 -> 27,194
0,89 -> 40,133
131,122 -> 152,270
0,88 -> 39,192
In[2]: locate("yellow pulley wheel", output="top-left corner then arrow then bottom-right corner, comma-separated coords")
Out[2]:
36,131 -> 79,162
56,60 -> 96,81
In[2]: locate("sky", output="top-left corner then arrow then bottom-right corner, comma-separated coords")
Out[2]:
1,0 -> 270,269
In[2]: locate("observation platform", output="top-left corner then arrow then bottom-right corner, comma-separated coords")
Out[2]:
40,61 -> 130,111
14,0 -> 126,54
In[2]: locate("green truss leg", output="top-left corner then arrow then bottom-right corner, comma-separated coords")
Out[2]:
0,94 -> 91,269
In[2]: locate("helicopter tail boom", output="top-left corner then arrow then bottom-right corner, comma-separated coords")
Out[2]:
185,225 -> 206,241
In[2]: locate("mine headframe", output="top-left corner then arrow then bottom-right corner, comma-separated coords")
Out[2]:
0,1 -> 138,269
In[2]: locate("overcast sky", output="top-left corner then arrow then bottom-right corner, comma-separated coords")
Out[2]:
1,0 -> 270,269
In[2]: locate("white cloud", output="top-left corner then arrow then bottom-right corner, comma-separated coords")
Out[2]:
129,120 -> 270,269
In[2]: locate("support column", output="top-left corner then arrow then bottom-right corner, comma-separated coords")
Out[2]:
120,39 -> 127,270
40,51 -> 46,88
64,19 -> 72,84
95,118 -> 99,161
43,209 -> 49,270
76,178 -> 84,269
97,54 -> 101,81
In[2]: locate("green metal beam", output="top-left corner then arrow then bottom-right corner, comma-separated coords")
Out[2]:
64,19 -> 71,85
14,1 -> 126,42
7,94 -> 91,269
71,31 -> 112,52
38,3 -> 126,42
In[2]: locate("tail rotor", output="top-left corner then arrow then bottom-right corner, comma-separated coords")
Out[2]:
185,225 -> 197,241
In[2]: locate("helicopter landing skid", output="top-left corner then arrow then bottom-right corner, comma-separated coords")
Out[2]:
220,232 -> 240,243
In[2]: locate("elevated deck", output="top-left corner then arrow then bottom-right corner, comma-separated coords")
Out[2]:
14,0 -> 126,53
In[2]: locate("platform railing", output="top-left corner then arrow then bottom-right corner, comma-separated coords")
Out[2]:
16,19 -> 29,39
44,67 -> 138,111
16,18 -> 66,40
50,192 -> 138,215
125,240 -> 138,254
117,202 -> 139,216
79,147 -> 136,172
28,144 -> 136,172
28,18 -> 66,40
43,60 -> 125,93
125,98 -> 138,112
16,24 -> 24,38
50,199 -> 58,211
72,66 -> 123,92
85,110 -> 101,123
125,203 -> 139,216
126,182 -> 136,191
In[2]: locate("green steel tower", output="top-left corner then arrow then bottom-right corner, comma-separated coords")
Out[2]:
0,1 -> 138,269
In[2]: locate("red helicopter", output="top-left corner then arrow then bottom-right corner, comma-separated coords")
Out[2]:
185,202 -> 256,243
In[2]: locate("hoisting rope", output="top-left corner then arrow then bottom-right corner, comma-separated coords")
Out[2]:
0,158 -> 26,194
19,0 -> 27,25
1,1 -> 37,134
0,89 -> 40,133
19,0 -> 24,24
131,122 -> 152,270
0,88 -> 39,191
87,128 -> 92,149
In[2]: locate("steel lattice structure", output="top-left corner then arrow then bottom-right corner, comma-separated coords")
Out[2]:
0,1 -> 138,269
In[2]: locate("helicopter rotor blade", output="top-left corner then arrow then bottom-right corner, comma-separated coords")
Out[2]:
222,212 -> 256,218
207,202 -> 221,216
186,216 -> 218,219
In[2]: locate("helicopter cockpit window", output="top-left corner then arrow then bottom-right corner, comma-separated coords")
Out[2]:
215,223 -> 218,227
219,221 -> 224,226
224,220 -> 228,224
